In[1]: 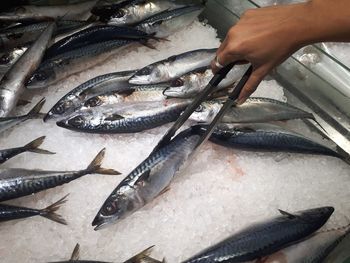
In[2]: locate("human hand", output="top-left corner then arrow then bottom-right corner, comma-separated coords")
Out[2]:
211,2 -> 313,104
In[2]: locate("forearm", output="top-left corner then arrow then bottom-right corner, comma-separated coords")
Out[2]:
297,0 -> 350,46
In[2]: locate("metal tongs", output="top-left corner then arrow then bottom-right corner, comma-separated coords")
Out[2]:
153,63 -> 253,152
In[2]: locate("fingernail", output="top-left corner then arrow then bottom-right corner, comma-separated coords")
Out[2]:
236,98 -> 245,105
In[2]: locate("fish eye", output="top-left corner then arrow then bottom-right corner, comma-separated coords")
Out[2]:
139,67 -> 151,76
114,9 -> 125,18
34,71 -> 47,81
53,103 -> 65,114
195,105 -> 203,112
171,79 -> 184,87
0,55 -> 10,64
68,116 -> 85,127
102,201 -> 118,216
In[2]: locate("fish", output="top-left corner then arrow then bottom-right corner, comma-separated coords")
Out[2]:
189,97 -> 317,123
255,225 -> 350,263
199,123 -> 343,159
26,38 -> 149,89
0,136 -> 54,164
0,194 -> 68,225
0,1 -> 97,22
44,70 -> 135,121
91,0 -> 146,18
92,126 -> 203,230
44,25 -> 159,60
0,20 -> 90,52
82,84 -> 168,109
129,48 -> 216,84
135,5 -> 204,37
0,23 -> 54,117
50,243 -> 162,263
104,0 -> 184,26
0,44 -> 28,77
0,98 -> 45,134
182,206 -> 335,263
56,99 -> 192,134
0,148 -> 120,202
163,66 -> 248,98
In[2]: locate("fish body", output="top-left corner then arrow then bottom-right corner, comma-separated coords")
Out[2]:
0,20 -> 89,52
190,97 -> 316,123
0,98 -> 45,134
0,44 -> 28,76
135,5 -> 204,37
27,39 -> 138,89
164,66 -> 247,98
44,70 -> 135,121
105,0 -> 183,26
92,0 -> 146,18
92,126 -> 202,230
0,195 -> 67,224
0,136 -> 54,164
203,123 -> 341,158
183,207 -> 335,263
0,23 -> 54,117
258,227 -> 350,263
0,1 -> 97,22
57,99 -> 191,133
0,148 -> 119,202
129,48 -> 216,84
45,25 -> 155,60
82,84 -> 168,109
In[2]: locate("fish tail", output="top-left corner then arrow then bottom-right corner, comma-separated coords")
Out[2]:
24,136 -> 56,155
148,33 -> 170,42
86,148 -> 121,175
124,246 -> 163,263
139,39 -> 157,50
27,98 -> 46,119
40,194 -> 69,225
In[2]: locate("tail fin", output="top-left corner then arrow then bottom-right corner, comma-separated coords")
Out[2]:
86,148 -> 121,175
27,98 -> 46,119
124,246 -> 163,263
139,39 -> 157,50
70,243 -> 80,260
40,194 -> 69,225
24,136 -> 56,155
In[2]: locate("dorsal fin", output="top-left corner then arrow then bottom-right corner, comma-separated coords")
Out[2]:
278,209 -> 297,219
70,243 -> 80,260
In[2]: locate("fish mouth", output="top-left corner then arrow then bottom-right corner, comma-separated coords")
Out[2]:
162,87 -> 182,98
56,120 -> 67,128
43,112 -> 53,122
128,75 -> 150,85
92,215 -> 116,231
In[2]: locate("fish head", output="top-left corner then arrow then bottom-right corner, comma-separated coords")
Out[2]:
163,78 -> 188,98
56,114 -> 91,130
44,98 -> 76,122
189,101 -> 221,123
26,67 -> 56,89
129,65 -> 164,84
92,186 -> 141,230
296,206 -> 334,225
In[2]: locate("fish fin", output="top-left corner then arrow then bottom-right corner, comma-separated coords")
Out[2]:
27,98 -> 45,118
158,186 -> 171,197
124,246 -> 154,263
140,39 -> 157,50
17,99 -> 31,106
148,32 -> 170,42
86,148 -> 121,175
24,136 -> 56,155
70,243 -> 80,260
105,114 -> 125,121
278,209 -> 297,219
135,170 -> 151,185
40,194 -> 69,225
142,256 -> 165,263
